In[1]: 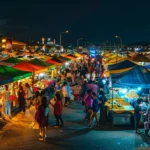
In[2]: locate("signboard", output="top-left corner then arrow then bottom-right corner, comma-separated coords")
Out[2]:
89,48 -> 96,57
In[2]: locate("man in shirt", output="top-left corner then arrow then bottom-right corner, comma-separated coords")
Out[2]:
2,85 -> 11,120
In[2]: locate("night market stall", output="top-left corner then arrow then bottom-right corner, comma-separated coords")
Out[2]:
29,58 -> 57,88
107,59 -> 137,71
0,66 -> 32,110
131,54 -> 150,65
13,62 -> 48,92
108,65 -> 150,126
46,58 -> 65,75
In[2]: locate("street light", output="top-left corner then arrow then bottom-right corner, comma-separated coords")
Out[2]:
77,38 -> 82,48
115,35 -> 123,50
115,35 -> 123,64
60,30 -> 69,51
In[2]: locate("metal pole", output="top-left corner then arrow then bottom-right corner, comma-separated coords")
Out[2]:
60,33 -> 62,51
77,39 -> 78,48
120,37 -> 123,50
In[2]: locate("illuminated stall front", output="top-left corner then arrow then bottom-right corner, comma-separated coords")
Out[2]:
108,65 -> 150,125
0,66 -> 32,110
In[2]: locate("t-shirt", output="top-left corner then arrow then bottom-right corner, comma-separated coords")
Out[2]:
54,100 -> 63,115
27,87 -> 33,98
91,84 -> 98,95
62,85 -> 72,98
2,90 -> 10,102
45,107 -> 49,116
92,98 -> 99,112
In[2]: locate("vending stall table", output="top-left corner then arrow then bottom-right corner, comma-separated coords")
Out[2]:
105,98 -> 134,125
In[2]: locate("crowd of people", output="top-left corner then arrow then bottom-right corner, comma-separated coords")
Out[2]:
1,56 -> 150,142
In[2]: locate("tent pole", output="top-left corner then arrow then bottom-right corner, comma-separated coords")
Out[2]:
32,72 -> 35,91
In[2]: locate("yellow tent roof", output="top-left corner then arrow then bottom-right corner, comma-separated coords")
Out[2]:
106,56 -> 125,64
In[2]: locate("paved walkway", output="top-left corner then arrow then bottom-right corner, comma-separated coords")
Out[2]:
0,99 -> 150,150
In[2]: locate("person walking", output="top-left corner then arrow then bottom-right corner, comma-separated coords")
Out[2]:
18,86 -> 26,113
81,81 -> 87,100
36,96 -> 49,141
62,81 -> 72,107
88,92 -> 99,127
145,107 -> 150,136
25,83 -> 33,108
2,85 -> 11,120
99,90 -> 107,125
29,91 -> 42,129
84,89 -> 93,120
135,99 -> 143,134
50,93 -> 64,128
91,81 -> 99,95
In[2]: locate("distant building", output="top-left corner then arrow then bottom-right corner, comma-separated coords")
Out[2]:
126,41 -> 150,52
0,37 -> 26,50
100,41 -> 121,53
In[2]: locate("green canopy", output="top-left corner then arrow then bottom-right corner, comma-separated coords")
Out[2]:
0,65 -> 32,81
3,57 -> 23,63
58,56 -> 71,62
30,58 -> 52,67
29,58 -> 55,69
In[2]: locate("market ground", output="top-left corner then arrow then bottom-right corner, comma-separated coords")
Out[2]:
0,99 -> 150,150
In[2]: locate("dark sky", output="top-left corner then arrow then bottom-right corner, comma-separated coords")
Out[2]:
0,0 -> 150,45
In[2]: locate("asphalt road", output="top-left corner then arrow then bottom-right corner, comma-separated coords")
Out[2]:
0,99 -> 150,150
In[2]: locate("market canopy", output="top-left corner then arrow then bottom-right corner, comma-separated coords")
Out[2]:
0,65 -> 32,81
67,54 -> 77,58
58,56 -> 71,62
145,64 -> 150,70
111,65 -> 150,87
108,60 -> 137,71
131,54 -> 150,62
2,57 -> 23,63
63,55 -> 76,60
29,58 -> 54,67
50,57 -> 65,63
106,55 -> 125,65
13,62 -> 47,73
0,76 -> 13,85
0,61 -> 14,67
46,59 -> 61,66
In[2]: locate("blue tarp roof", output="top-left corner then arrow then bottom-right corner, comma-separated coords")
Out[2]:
108,60 -> 137,70
111,65 -> 150,88
145,64 -> 150,69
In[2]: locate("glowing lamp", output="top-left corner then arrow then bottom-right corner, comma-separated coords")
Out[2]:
2,39 -> 6,43
39,73 -> 44,77
65,62 -> 69,66
120,88 -> 127,94
102,79 -> 106,84
2,44 -> 6,48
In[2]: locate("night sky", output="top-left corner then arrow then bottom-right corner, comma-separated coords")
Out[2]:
0,0 -> 150,46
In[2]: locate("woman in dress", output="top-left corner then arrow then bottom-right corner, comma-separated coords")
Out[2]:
18,86 -> 26,113
36,96 -> 49,141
